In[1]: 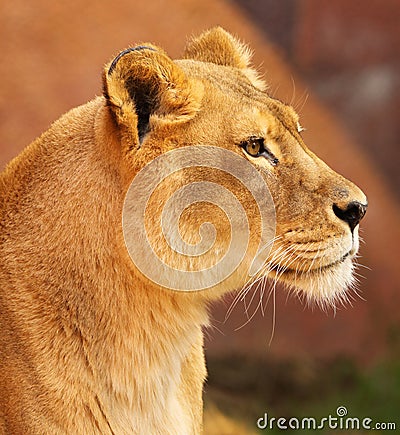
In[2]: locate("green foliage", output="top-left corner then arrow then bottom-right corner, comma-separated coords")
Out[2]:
205,354 -> 400,434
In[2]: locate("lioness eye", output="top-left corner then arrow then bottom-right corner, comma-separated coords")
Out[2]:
245,139 -> 261,156
240,137 -> 279,166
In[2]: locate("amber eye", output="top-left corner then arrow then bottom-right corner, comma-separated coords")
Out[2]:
241,137 -> 263,157
246,140 -> 261,156
240,137 -> 279,166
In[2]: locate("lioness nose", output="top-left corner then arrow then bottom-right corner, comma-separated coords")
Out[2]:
333,201 -> 367,232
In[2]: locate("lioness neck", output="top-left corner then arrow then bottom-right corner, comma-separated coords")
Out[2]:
0,98 -> 208,434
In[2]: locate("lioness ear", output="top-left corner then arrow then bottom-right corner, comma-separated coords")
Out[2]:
103,45 -> 201,147
183,27 -> 266,91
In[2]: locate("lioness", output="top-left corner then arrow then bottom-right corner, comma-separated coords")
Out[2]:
0,28 -> 367,434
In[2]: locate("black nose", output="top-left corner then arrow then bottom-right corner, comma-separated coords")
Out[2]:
333,201 -> 367,232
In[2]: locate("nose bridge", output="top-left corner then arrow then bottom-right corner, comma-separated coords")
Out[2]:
330,168 -> 367,209
306,147 -> 366,207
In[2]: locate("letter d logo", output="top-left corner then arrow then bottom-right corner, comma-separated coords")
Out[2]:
257,413 -> 268,429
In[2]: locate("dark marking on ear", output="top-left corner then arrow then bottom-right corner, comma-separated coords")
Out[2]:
107,46 -> 156,76
107,45 -> 158,141
125,74 -> 159,141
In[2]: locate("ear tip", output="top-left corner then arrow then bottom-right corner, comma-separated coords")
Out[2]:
196,26 -> 232,38
107,45 -> 158,76
183,27 -> 252,69
185,27 -> 232,51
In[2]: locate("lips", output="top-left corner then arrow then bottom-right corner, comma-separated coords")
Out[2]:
268,250 -> 352,276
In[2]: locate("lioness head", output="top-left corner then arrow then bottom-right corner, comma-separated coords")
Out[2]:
103,27 -> 367,307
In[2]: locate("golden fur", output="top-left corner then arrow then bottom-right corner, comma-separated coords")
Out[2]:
0,28 -> 366,434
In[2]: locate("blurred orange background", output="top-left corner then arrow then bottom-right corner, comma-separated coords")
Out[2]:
1,0 -> 399,432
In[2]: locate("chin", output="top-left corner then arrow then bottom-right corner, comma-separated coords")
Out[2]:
271,257 -> 357,309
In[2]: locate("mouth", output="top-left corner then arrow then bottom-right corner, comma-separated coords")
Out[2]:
262,245 -> 358,306
268,250 -> 352,276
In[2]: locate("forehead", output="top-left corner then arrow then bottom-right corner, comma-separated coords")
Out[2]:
176,59 -> 300,133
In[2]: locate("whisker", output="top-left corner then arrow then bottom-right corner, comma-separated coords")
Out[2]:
295,90 -> 309,114
289,75 -> 296,107
268,286 -> 276,346
233,241 -> 297,331
242,276 -> 269,327
224,235 -> 283,322
354,263 -> 371,271
259,278 -> 266,317
225,284 -> 250,322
